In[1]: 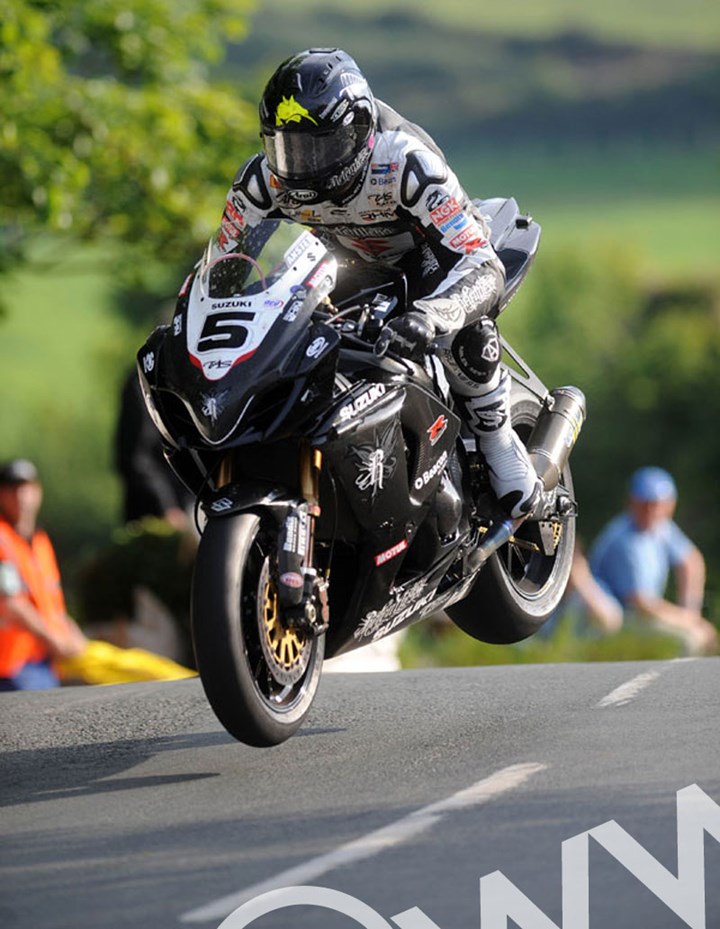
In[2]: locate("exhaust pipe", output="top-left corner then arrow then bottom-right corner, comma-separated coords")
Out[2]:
526,386 -> 586,492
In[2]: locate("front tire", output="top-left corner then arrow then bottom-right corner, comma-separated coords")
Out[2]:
191,512 -> 324,746
447,395 -> 576,644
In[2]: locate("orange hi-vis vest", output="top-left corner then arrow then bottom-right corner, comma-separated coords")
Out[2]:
0,519 -> 68,677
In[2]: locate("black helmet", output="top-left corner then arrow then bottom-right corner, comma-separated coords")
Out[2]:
259,48 -> 376,203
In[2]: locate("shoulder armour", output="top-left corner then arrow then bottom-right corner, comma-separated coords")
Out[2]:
232,154 -> 272,211
401,149 -> 448,208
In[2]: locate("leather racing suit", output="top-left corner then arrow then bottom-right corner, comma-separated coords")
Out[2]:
216,100 -> 540,517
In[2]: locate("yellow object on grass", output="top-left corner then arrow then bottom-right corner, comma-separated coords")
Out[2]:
59,639 -> 196,685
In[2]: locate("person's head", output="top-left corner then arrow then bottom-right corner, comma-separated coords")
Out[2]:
259,48 -> 376,205
627,466 -> 677,531
0,459 -> 43,535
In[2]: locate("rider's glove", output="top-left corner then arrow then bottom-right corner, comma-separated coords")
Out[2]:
374,311 -> 436,363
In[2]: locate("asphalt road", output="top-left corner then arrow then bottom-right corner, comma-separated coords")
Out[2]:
2,658 -> 719,929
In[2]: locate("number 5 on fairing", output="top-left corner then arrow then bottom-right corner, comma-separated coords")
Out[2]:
197,311 -> 254,352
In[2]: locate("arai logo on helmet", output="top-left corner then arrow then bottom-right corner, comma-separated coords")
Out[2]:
275,95 -> 318,126
288,189 -> 319,203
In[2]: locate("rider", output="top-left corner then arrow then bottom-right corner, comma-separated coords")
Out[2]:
216,48 -> 541,518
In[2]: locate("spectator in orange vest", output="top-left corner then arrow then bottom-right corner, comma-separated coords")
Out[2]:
0,459 -> 87,690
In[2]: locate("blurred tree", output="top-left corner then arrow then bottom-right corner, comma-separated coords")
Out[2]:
0,0 -> 256,311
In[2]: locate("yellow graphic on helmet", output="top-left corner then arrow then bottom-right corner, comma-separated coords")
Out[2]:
276,95 -> 318,126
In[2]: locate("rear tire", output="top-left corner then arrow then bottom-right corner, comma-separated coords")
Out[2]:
191,512 -> 324,746
447,395 -> 575,644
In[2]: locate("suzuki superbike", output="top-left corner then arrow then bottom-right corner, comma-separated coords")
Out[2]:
138,198 -> 585,746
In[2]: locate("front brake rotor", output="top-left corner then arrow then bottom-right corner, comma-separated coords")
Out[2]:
258,570 -> 311,686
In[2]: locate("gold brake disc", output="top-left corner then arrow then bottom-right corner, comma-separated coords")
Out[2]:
258,574 -> 311,686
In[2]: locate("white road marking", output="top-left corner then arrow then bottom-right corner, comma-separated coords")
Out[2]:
596,659 -> 694,708
179,761 -> 546,923
596,669 -> 663,707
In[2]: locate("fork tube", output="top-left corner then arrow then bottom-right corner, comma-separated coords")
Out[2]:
299,443 -> 323,581
216,453 -> 233,488
299,443 -> 322,517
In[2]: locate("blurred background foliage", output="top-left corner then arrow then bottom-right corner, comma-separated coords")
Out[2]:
1,1 -> 718,657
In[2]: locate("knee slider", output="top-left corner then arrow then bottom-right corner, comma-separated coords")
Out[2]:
450,317 -> 501,386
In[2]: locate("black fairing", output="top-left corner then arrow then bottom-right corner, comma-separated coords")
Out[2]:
138,295 -> 340,450
137,212 -> 548,659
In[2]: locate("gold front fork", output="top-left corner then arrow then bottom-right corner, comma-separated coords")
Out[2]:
298,443 -> 330,628
217,453 -> 233,488
299,442 -> 322,518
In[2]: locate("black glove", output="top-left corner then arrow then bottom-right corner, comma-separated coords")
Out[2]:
374,311 -> 436,362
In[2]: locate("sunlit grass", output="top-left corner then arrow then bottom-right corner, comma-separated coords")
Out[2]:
455,144 -> 720,277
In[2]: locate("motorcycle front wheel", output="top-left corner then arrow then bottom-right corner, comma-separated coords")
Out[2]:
191,512 -> 324,746
447,394 -> 576,644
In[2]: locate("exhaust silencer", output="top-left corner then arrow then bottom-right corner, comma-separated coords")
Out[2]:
527,386 -> 586,492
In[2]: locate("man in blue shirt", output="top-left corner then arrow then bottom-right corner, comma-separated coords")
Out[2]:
568,467 -> 716,654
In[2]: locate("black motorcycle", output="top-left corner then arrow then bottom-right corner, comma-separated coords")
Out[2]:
137,197 -> 585,746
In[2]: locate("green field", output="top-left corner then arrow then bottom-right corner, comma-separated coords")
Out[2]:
454,145 -> 720,276
1,247 -> 138,553
263,0 -> 720,50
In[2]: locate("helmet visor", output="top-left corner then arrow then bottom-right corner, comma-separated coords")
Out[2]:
263,120 -> 371,181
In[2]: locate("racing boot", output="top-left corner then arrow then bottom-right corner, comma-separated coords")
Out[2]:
462,367 -> 542,518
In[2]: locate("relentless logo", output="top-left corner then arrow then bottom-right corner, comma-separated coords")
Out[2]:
347,422 -> 398,500
201,396 -> 219,421
200,389 -> 229,422
275,95 -> 317,126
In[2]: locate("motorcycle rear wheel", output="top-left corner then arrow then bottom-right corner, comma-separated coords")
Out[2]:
447,395 -> 575,644
191,512 -> 324,746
